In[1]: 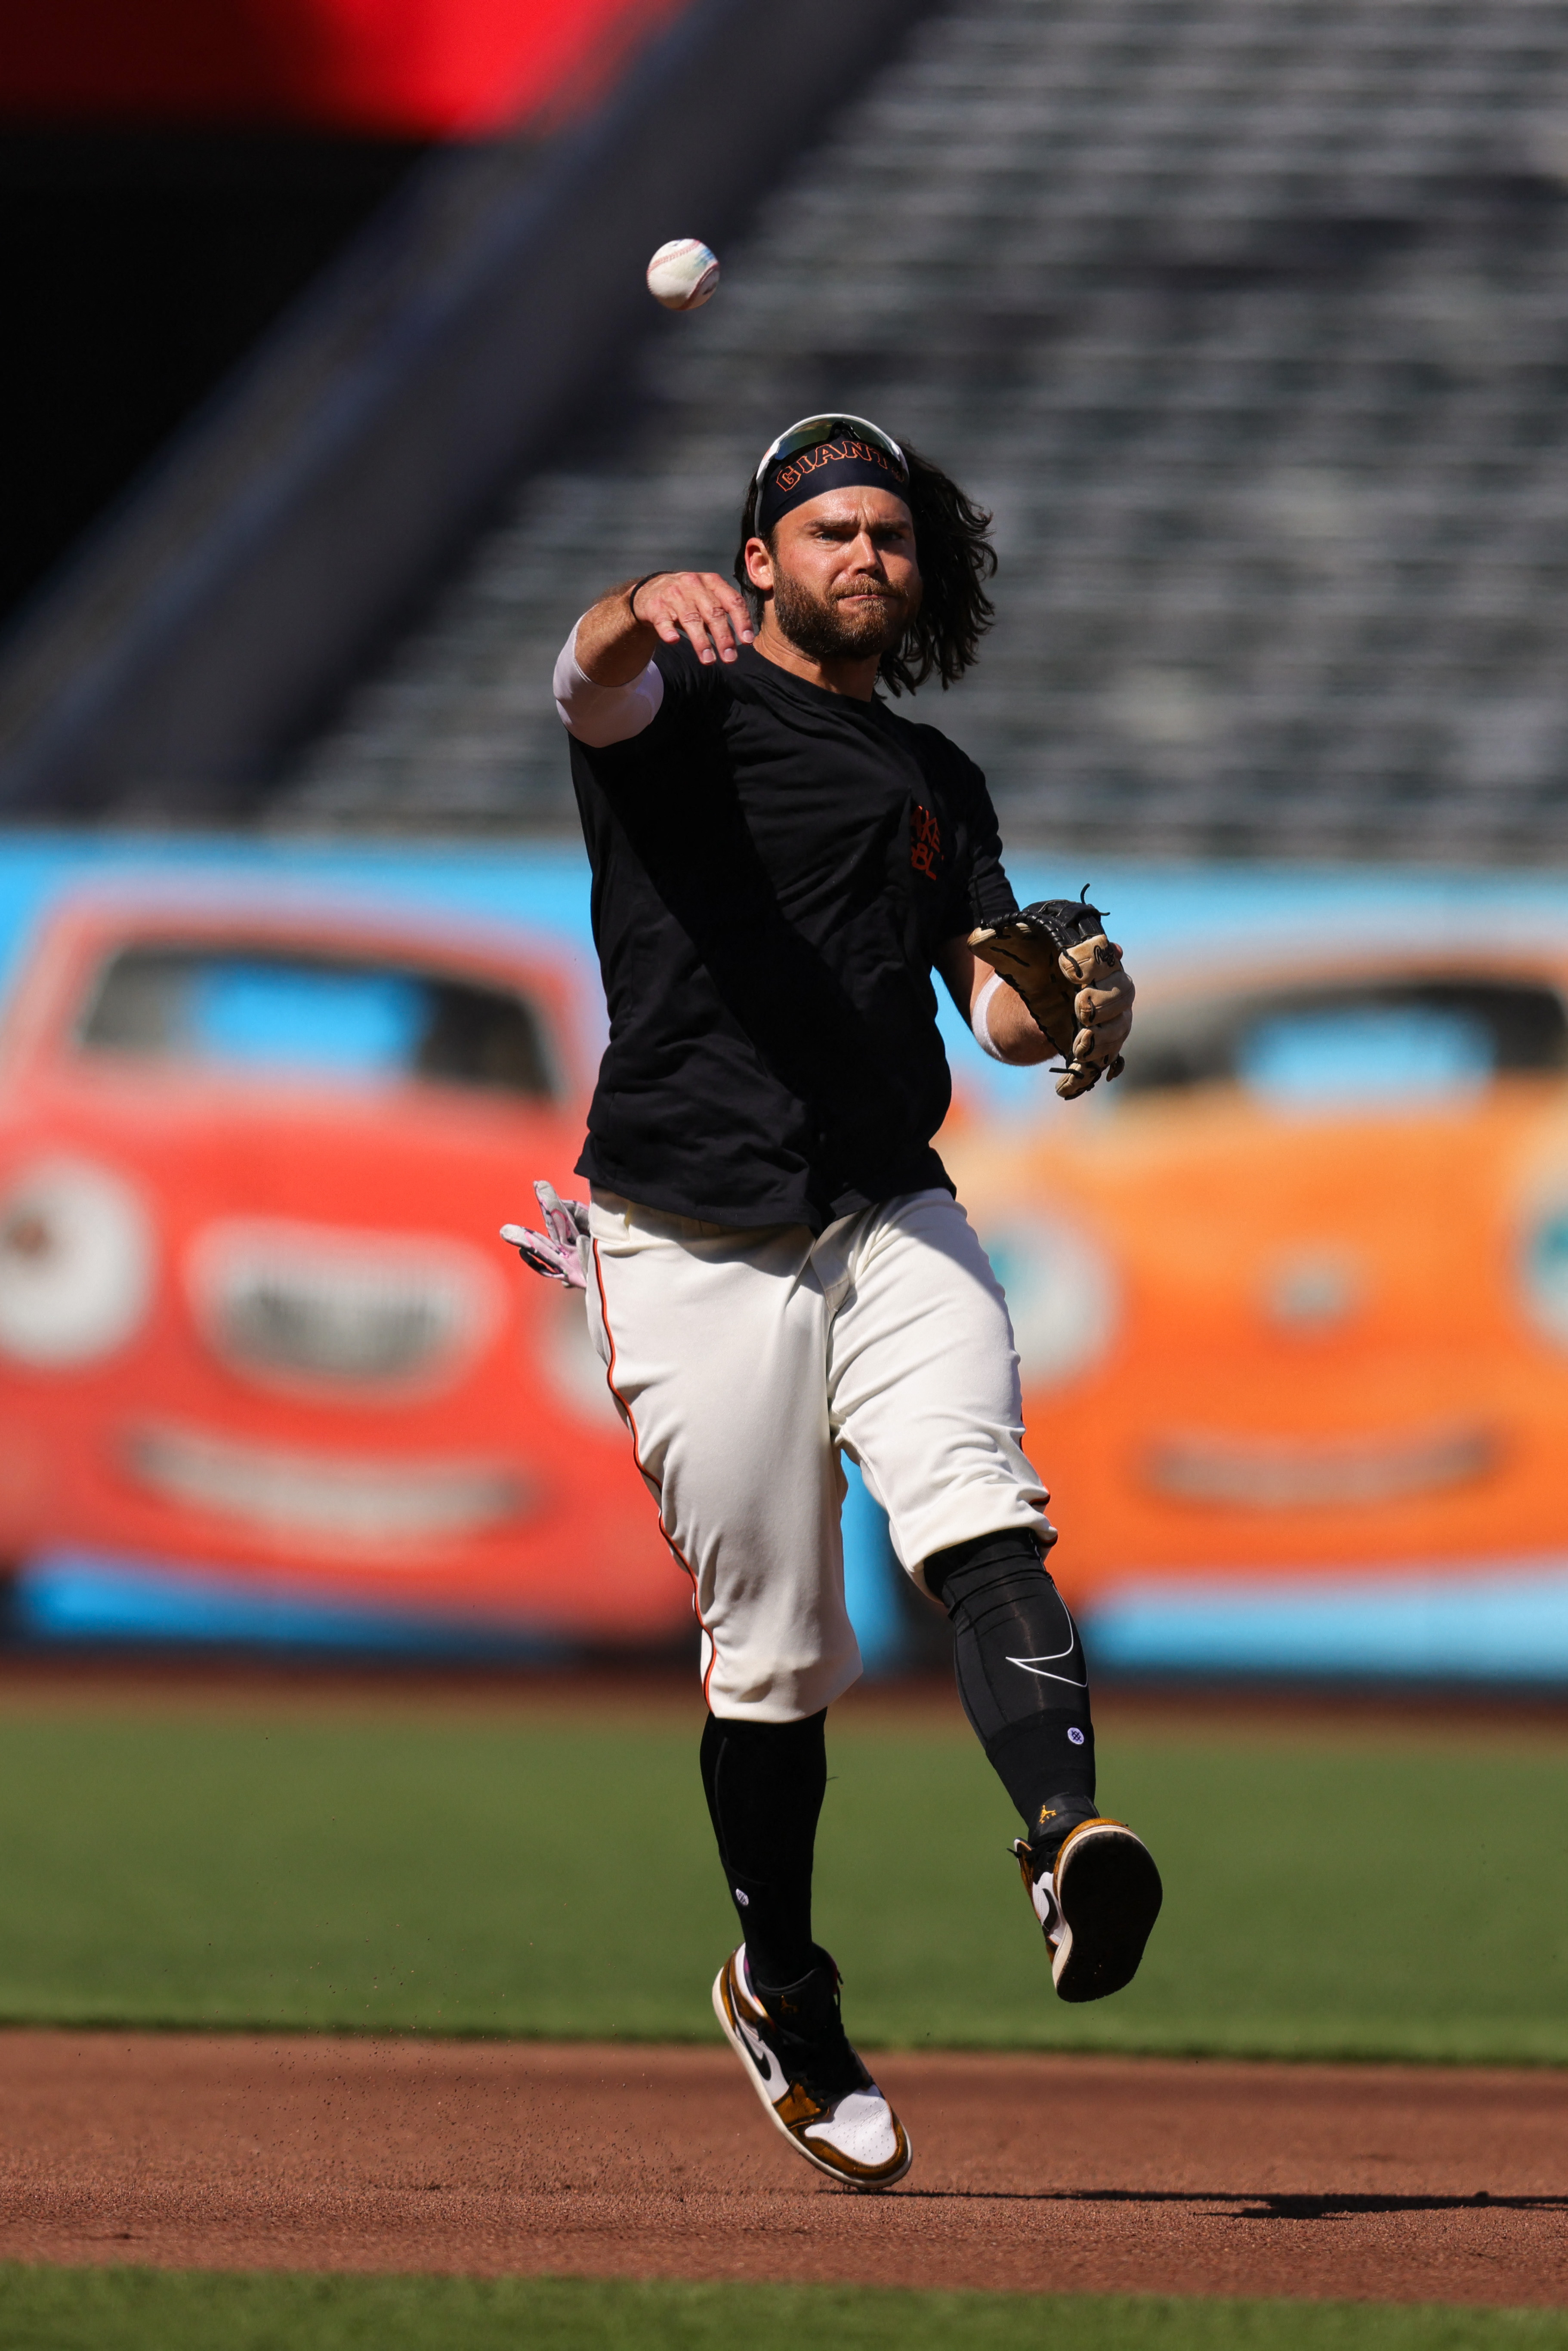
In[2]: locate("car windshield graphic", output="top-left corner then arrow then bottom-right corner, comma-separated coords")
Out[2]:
76,946 -> 556,1099
1238,1003 -> 1494,1107
1121,976 -> 1568,1108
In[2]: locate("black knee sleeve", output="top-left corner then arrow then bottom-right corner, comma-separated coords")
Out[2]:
699,1710 -> 826,1991
925,1530 -> 1096,1836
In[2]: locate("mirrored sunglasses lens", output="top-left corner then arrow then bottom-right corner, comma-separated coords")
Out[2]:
760,417 -> 838,471
758,415 -> 903,478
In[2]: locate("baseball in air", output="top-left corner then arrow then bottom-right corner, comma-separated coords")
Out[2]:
646,238 -> 720,311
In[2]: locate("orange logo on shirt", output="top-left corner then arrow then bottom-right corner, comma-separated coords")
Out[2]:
910,803 -> 943,880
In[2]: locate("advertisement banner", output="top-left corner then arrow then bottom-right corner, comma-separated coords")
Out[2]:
2,839 -> 1565,1677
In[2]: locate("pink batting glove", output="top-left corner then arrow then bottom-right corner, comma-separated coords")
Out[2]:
500,1179 -> 590,1290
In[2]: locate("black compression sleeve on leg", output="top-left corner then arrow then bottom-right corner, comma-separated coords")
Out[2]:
699,1710 -> 827,1991
926,1530 -> 1096,1843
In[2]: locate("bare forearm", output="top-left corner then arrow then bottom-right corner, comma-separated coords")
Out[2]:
979,974 -> 1055,1064
575,581 -> 664,686
575,570 -> 756,685
937,936 -> 1053,1067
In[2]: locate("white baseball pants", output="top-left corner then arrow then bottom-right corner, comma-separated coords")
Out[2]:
586,1186 -> 1052,1722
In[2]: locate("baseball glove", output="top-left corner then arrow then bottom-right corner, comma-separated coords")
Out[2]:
968,895 -> 1134,1099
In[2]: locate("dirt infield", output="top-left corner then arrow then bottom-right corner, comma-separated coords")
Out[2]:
0,2032 -> 1562,2305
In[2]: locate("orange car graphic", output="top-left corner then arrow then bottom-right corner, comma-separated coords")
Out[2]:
946,948 -> 1568,1613
0,892 -> 684,1639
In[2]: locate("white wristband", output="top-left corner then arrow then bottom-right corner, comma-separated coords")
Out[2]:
553,617 -> 665,745
972,970 -> 1008,1061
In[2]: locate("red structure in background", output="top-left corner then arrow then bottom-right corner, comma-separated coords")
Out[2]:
0,0 -> 687,137
0,891 -> 685,1640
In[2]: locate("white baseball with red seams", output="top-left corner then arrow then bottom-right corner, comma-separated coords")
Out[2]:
646,238 -> 720,310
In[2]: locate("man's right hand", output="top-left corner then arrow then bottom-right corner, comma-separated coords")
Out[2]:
576,571 -> 756,685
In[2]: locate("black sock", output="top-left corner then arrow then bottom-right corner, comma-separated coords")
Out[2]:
699,1710 -> 826,1990
925,1530 -> 1096,1853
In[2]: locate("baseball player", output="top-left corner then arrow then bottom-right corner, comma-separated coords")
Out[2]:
532,413 -> 1162,2189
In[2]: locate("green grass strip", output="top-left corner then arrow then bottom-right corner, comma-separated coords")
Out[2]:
0,1704 -> 1564,2060
1,2269 -> 1567,2351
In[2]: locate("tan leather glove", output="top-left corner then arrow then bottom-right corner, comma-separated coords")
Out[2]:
968,896 -> 1134,1099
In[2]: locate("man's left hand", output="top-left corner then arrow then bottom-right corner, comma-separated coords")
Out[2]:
968,900 -> 1134,1098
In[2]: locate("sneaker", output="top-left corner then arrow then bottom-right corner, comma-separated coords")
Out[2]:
1012,1816 -> 1163,2003
712,1944 -> 912,2188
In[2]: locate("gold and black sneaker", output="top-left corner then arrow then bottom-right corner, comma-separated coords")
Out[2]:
1012,1807 -> 1163,2003
712,1944 -> 912,2188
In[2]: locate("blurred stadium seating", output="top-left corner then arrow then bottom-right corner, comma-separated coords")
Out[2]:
0,0 -> 917,817
269,0 -> 1568,861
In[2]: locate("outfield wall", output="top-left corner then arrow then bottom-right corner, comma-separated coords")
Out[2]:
2,837 -> 1566,1682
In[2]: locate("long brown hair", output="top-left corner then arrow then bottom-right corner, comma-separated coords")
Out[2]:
734,436 -> 997,694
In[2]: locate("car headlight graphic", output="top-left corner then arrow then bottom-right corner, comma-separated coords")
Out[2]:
539,1285 -> 625,1429
1523,1203 -> 1568,1348
982,1214 -> 1118,1389
0,1157 -> 154,1367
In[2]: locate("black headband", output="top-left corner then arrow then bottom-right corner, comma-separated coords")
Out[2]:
757,434 -> 911,534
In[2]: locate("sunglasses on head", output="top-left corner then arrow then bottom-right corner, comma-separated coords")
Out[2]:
753,413 -> 907,488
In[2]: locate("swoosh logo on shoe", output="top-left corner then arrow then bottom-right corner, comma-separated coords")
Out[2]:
738,2016 -> 785,2098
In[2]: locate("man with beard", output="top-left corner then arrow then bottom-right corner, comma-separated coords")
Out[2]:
550,416 -> 1161,2187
